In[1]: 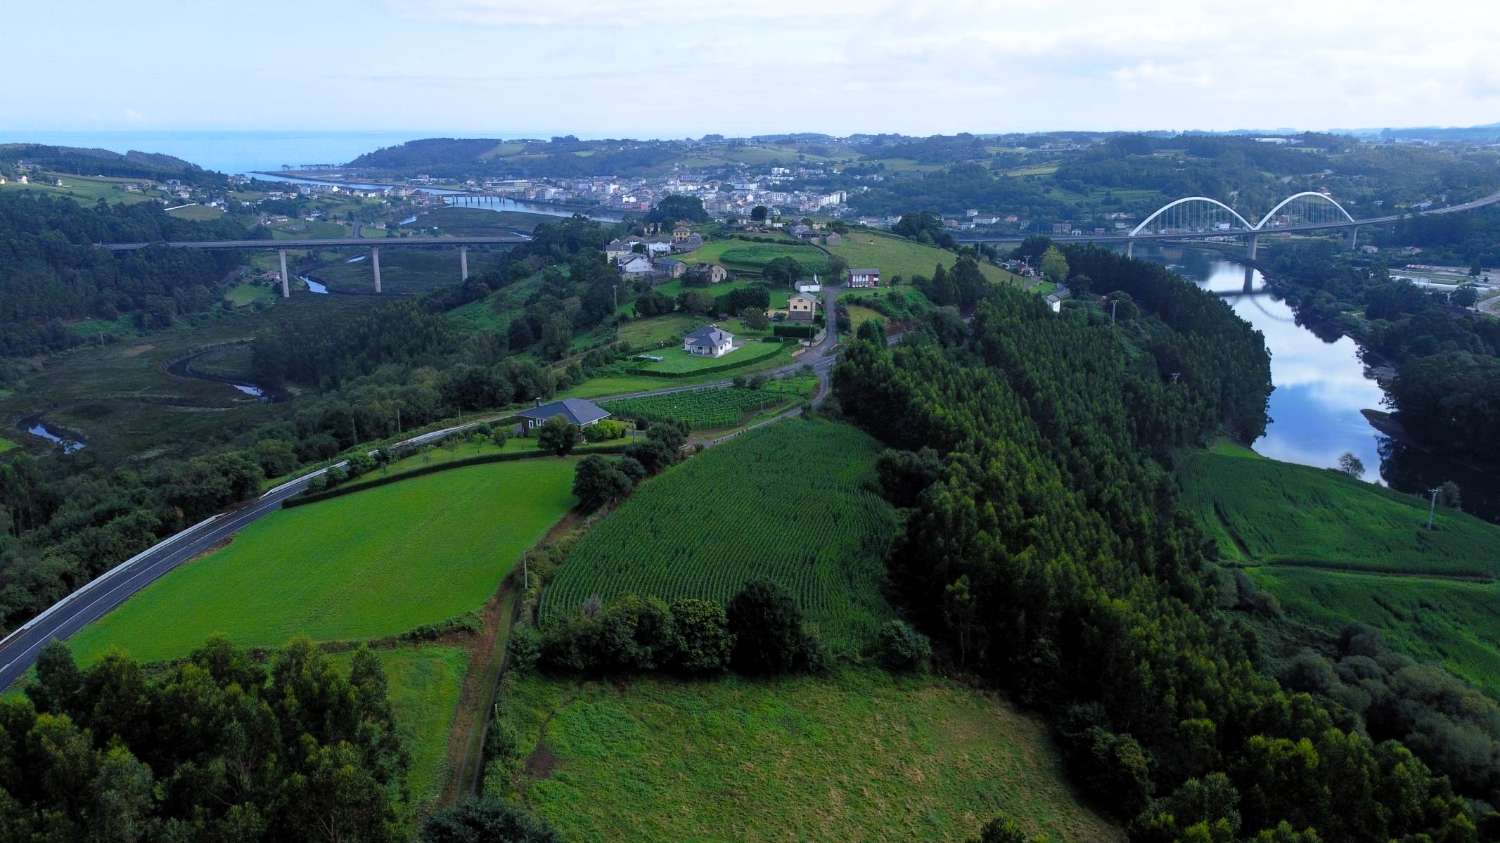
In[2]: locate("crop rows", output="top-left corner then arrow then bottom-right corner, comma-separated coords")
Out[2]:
539,419 -> 899,653
603,381 -> 811,430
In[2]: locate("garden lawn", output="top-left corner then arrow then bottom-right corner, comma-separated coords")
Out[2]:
539,420 -> 898,653
1177,446 -> 1500,577
225,282 -> 274,308
829,230 -> 1023,286
634,342 -> 788,375
332,645 -> 469,810
673,237 -> 829,276
69,458 -> 579,664
495,669 -> 1122,843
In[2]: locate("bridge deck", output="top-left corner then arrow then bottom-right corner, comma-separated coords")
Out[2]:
97,235 -> 529,252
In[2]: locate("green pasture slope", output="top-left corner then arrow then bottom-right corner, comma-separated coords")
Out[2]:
1178,442 -> 1500,697
1251,567 -> 1500,698
829,230 -> 1024,287
70,458 -> 579,664
1178,442 -> 1500,577
333,645 -> 469,809
495,669 -> 1122,842
674,237 -> 830,277
539,419 -> 899,653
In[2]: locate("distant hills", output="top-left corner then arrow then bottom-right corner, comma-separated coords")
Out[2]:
0,143 -> 224,186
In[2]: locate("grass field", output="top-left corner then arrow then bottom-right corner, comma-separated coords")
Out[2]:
1248,567 -> 1500,698
166,204 -> 225,221
332,645 -> 469,809
69,458 -> 579,664
829,231 -> 1024,287
539,419 -> 898,653
602,377 -> 815,430
0,173 -> 159,205
0,436 -> 16,454
1178,444 -> 1500,577
224,281 -> 275,308
495,669 -> 1122,842
673,238 -> 829,277
622,277 -> 793,317
447,273 -> 542,332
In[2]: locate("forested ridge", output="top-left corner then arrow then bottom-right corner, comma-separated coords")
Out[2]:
836,250 -> 1488,840
0,192 -> 258,355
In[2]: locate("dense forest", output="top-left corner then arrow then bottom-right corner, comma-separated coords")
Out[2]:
0,192 -> 257,355
835,248 -> 1492,839
0,638 -> 409,840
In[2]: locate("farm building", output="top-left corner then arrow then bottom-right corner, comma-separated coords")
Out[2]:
788,294 -> 817,321
656,257 -> 686,279
684,324 -> 735,357
686,263 -> 728,284
1045,286 -> 1072,314
849,267 -> 880,288
518,398 -> 611,434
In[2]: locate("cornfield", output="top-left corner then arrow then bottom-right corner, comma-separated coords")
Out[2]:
539,419 -> 898,653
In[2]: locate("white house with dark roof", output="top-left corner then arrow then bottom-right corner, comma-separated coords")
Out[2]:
849,267 -> 880,288
517,398 -> 611,434
683,324 -> 734,357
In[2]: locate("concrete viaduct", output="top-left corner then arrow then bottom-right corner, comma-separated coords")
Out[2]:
96,235 -> 530,296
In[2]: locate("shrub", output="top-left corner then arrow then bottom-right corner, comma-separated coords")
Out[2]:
728,580 -> 809,675
572,456 -> 634,513
420,797 -> 560,843
583,419 -> 628,443
507,627 -> 541,674
537,416 -> 580,456
667,598 -> 733,674
877,620 -> 932,671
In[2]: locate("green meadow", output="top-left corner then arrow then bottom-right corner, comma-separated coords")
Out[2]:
494,669 -> 1122,842
70,458 -> 579,664
829,230 -> 1024,287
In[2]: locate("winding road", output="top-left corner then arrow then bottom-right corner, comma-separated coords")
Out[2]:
0,299 -> 848,690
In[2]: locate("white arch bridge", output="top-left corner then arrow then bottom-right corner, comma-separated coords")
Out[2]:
957,188 -> 1500,259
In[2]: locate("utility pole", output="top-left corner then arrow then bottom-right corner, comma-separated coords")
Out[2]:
613,284 -> 618,310
1427,487 -> 1441,530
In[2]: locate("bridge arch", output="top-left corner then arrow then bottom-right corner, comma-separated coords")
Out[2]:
1129,197 -> 1255,237
1253,191 -> 1356,230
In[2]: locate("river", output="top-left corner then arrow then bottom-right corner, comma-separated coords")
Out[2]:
1138,246 -> 1500,522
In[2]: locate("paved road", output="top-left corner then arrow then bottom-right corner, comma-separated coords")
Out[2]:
0,317 -> 849,690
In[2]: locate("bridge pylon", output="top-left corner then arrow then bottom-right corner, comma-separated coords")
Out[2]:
372,246 -> 382,293
1246,233 -> 1259,261
278,249 -> 290,298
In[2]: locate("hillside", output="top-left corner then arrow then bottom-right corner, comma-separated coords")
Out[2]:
492,669 -> 1123,842
0,143 -> 224,186
1178,441 -> 1500,576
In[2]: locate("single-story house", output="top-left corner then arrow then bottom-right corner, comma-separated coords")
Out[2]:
517,398 -> 611,434
646,241 -> 673,257
849,267 -> 880,288
796,280 -> 821,294
684,324 -> 735,357
821,232 -> 843,246
620,254 -> 654,277
685,263 -> 728,284
788,294 -> 817,321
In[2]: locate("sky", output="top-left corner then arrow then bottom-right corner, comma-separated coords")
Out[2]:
4,0 -> 1498,137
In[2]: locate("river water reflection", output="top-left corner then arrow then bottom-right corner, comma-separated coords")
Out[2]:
1137,246 -> 1500,522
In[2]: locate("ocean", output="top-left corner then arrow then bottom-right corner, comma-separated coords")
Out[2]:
0,130 -> 475,175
